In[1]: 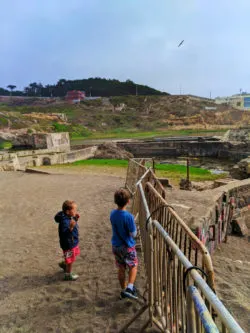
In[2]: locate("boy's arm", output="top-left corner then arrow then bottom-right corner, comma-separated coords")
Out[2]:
69,213 -> 80,231
69,219 -> 77,232
128,215 -> 137,238
130,230 -> 137,238
61,216 -> 78,233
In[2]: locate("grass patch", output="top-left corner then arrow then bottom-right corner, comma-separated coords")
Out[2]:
46,159 -> 226,184
53,122 -> 91,138
70,159 -> 129,167
70,128 -> 227,143
155,163 -> 227,183
0,141 -> 12,149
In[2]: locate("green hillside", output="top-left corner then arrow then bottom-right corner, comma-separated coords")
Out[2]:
1,78 -> 167,97
0,95 -> 249,142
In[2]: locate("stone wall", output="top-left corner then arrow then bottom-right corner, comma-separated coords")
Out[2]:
45,132 -> 70,151
0,153 -> 20,171
192,178 -> 250,253
12,132 -> 70,152
118,139 -> 250,161
0,146 -> 97,170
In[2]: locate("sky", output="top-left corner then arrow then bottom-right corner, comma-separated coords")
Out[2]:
1,0 -> 250,97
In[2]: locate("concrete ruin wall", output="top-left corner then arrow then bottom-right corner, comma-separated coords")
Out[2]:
12,132 -> 70,152
118,139 -> 250,161
0,146 -> 97,171
192,178 -> 250,253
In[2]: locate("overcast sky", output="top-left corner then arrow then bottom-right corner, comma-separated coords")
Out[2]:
1,0 -> 250,97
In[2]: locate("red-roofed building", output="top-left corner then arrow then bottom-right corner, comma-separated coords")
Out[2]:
65,90 -> 85,104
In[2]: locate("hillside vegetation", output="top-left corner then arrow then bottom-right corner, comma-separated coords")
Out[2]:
1,78 -> 167,97
0,95 -> 249,140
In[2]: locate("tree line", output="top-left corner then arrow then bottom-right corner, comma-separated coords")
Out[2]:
0,78 -> 168,97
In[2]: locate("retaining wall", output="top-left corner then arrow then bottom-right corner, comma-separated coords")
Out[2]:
0,146 -> 97,171
12,132 -> 70,151
118,139 -> 250,161
192,178 -> 250,253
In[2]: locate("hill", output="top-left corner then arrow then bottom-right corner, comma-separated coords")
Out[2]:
0,95 -> 249,141
0,78 -> 167,97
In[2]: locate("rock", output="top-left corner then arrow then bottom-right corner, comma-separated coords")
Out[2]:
230,157 -> 250,180
231,217 -> 248,237
0,131 -> 17,141
222,128 -> 250,143
94,142 -> 133,159
179,178 -> 192,190
192,181 -> 214,191
158,177 -> 172,188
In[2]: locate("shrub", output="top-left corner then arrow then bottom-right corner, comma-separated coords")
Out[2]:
0,140 -> 12,149
53,122 -> 91,138
0,117 -> 8,128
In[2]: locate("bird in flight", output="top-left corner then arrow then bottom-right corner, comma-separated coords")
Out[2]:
178,40 -> 184,47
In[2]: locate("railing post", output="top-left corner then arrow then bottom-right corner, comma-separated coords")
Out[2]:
187,287 -> 197,333
189,286 -> 220,333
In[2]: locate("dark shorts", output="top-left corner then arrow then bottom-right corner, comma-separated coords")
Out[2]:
112,245 -> 138,269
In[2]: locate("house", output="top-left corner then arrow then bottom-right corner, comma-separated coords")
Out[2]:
215,94 -> 250,110
65,90 -> 85,104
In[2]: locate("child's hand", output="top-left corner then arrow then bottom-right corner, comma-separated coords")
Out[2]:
75,213 -> 80,221
69,219 -> 77,231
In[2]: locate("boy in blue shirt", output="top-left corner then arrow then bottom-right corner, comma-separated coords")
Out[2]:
110,188 -> 138,299
54,200 -> 80,281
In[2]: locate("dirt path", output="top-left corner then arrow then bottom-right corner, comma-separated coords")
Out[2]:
0,170 -> 249,332
0,171 -> 146,333
212,236 -> 250,332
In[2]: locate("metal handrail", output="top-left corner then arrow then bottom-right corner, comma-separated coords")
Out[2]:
152,220 -> 245,333
120,158 -> 245,333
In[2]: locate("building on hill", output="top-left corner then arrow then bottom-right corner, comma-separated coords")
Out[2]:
215,94 -> 250,110
65,90 -> 85,104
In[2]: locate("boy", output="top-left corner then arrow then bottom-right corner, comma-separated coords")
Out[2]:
110,188 -> 138,299
54,200 -> 80,281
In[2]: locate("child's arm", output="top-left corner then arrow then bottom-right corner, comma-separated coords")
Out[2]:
128,214 -> 137,238
69,213 -> 80,231
69,219 -> 77,232
130,230 -> 137,238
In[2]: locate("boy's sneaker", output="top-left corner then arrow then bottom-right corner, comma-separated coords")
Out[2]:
64,273 -> 79,281
58,261 -> 66,272
120,286 -> 138,300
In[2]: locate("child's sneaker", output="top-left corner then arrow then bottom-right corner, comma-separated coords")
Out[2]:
120,286 -> 138,300
58,261 -> 66,272
64,273 -> 79,281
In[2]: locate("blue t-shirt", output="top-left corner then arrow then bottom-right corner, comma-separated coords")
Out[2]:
110,209 -> 136,248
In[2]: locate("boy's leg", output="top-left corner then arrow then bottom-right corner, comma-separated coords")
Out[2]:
63,248 -> 79,281
66,263 -> 72,273
121,247 -> 138,299
128,265 -> 137,285
118,266 -> 126,289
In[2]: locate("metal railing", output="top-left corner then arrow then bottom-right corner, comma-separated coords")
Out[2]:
119,159 -> 245,333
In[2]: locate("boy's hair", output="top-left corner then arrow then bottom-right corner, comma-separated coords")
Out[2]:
114,188 -> 130,208
62,200 -> 75,213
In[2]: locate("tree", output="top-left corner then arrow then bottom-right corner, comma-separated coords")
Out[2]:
7,85 -> 16,96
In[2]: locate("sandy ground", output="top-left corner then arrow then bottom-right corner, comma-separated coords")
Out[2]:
0,171 -> 147,333
0,169 -> 249,332
212,236 -> 250,332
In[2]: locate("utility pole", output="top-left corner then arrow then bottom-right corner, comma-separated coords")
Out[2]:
135,84 -> 138,96
210,91 -> 212,99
